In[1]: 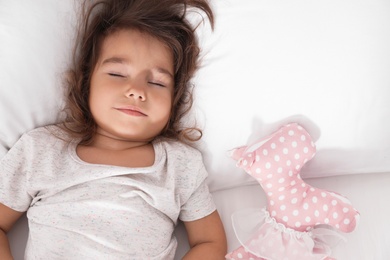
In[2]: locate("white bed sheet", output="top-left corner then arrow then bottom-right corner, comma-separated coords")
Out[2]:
8,172 -> 390,260
175,172 -> 390,260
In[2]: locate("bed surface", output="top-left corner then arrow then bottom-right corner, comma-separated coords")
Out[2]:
2,0 -> 390,259
8,172 -> 390,259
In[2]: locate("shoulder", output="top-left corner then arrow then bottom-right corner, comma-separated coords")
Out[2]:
22,124 -> 64,139
156,138 -> 203,161
2,124 -> 70,165
20,124 -> 71,149
155,138 -> 208,181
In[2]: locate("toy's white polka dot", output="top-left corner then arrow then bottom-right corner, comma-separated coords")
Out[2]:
294,153 -> 300,160
303,192 -> 307,198
295,165 -> 301,170
243,160 -> 248,166
303,147 -> 309,153
237,253 -> 243,258
305,216 -> 311,222
278,178 -> 285,184
291,198 -> 298,204
278,187 -> 285,192
344,219 -> 350,225
303,203 -> 309,210
267,174 -> 272,179
266,183 -> 273,188
292,141 -> 298,147
325,218 -> 329,224
271,211 -> 276,216
277,167 -> 283,173
288,130 -> 295,136
271,143 -> 276,149
343,207 -> 349,213
279,137 -> 285,143
333,212 -> 338,219
274,155 -> 280,161
286,160 -> 292,166
332,200 -> 338,206
263,149 -> 268,156
290,180 -> 296,185
283,148 -> 289,154
266,162 -> 271,169
279,195 -> 285,201
293,210 -> 299,216
321,192 -> 327,198
314,210 -> 320,217
270,200 -> 275,205
283,216 -> 288,222
268,192 -> 273,196
301,135 -> 306,141
291,188 -> 297,194
323,205 -> 329,211
280,205 -> 286,210
256,155 -> 260,161
255,168 -> 261,174
295,222 -> 301,228
312,196 -> 318,203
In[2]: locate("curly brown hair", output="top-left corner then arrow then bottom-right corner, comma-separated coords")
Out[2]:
62,0 -> 214,144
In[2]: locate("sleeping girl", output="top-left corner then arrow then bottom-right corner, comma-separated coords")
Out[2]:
0,0 -> 227,259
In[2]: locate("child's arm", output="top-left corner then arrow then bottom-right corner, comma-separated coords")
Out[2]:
182,210 -> 227,259
0,203 -> 24,260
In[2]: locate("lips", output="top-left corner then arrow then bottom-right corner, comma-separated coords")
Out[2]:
115,106 -> 147,117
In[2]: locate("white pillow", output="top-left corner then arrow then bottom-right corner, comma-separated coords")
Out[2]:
0,1 -> 75,155
194,0 -> 390,191
1,0 -> 389,192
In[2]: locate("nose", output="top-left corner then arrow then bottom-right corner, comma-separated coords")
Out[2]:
126,82 -> 146,101
128,92 -> 145,101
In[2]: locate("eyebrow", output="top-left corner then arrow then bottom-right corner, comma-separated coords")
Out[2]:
101,56 -> 174,79
102,57 -> 128,65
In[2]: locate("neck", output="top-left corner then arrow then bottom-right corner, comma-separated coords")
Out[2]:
89,132 -> 152,151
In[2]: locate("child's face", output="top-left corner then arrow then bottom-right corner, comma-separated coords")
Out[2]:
89,29 -> 174,143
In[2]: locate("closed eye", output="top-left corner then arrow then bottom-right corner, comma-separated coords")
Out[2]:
108,73 -> 125,78
149,82 -> 165,87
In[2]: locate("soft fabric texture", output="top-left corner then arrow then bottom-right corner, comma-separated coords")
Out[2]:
0,125 -> 216,259
0,1 -> 75,156
226,123 -> 359,259
1,1 -> 390,193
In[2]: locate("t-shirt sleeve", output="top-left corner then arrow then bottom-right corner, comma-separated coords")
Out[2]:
0,134 -> 34,212
179,164 -> 216,222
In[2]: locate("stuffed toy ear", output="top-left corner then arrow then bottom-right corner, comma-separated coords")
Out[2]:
229,146 -> 247,161
226,123 -> 360,260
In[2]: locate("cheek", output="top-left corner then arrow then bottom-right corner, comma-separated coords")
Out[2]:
88,85 -> 111,118
162,93 -> 174,117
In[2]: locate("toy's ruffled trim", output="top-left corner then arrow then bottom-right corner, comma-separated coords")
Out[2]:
231,207 -> 346,260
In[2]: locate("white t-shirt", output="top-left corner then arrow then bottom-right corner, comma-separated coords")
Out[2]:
0,125 -> 216,259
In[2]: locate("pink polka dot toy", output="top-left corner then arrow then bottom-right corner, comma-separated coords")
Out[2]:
226,123 -> 360,260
